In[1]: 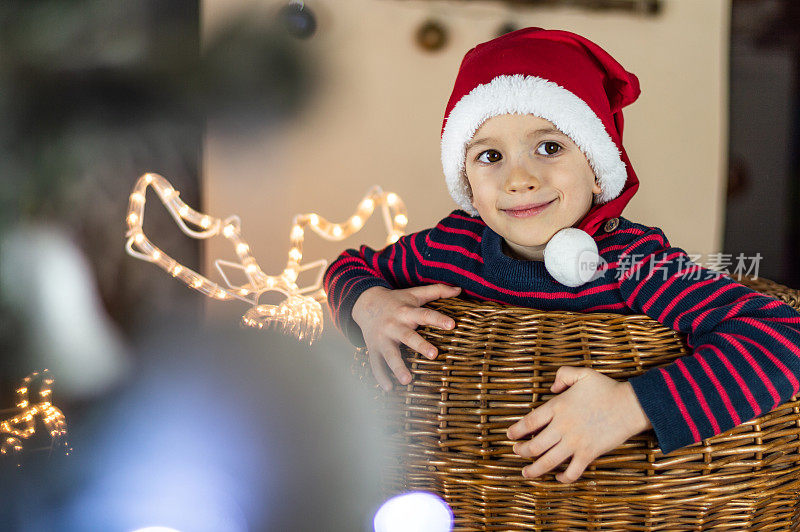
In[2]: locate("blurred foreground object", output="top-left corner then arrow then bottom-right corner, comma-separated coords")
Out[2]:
5,320 -> 387,531
0,3 -> 315,336
125,173 -> 409,343
0,226 -> 128,399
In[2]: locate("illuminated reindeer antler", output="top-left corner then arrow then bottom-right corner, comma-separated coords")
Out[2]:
124,172 -> 408,343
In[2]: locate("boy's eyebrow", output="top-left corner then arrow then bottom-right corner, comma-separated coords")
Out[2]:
465,127 -> 568,152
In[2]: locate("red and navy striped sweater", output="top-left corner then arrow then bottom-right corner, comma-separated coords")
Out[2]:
324,210 -> 800,454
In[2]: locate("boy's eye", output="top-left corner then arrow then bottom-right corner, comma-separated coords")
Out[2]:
477,150 -> 502,163
536,141 -> 562,156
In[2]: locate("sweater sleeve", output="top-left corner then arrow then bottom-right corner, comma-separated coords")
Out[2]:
616,227 -> 800,455
323,229 -> 432,348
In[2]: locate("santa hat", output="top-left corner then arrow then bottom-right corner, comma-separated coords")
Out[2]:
440,27 -> 641,287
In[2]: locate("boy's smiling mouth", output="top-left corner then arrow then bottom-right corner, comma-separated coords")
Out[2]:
501,198 -> 556,218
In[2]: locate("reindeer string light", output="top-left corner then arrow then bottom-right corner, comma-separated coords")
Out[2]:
125,173 -> 409,343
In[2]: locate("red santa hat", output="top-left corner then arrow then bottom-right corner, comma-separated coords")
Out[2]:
440,27 -> 641,286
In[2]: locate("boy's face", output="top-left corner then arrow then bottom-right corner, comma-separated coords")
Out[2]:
464,113 -> 601,260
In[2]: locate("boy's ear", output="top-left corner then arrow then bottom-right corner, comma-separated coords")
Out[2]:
592,175 -> 602,195
464,173 -> 475,205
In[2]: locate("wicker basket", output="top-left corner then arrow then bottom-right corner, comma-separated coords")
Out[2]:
354,275 -> 800,531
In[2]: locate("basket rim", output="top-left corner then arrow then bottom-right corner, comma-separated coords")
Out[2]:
423,274 -> 800,321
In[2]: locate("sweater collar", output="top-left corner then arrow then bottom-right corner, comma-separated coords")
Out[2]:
480,225 -> 554,287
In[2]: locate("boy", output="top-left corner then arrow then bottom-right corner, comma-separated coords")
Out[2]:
324,28 -> 800,484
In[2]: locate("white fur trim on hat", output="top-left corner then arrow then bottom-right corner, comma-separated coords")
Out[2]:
441,74 -> 627,216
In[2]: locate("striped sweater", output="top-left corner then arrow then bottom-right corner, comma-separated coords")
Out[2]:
323,210 -> 800,454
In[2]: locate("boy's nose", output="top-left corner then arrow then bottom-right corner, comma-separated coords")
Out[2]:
505,181 -> 538,193
503,165 -> 541,193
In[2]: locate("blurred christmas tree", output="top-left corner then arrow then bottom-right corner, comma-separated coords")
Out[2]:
0,0 -> 314,335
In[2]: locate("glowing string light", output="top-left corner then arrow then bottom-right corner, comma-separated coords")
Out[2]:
1,369 -> 68,459
124,172 -> 408,343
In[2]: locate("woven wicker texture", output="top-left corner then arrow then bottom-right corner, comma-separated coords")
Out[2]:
354,275 -> 800,531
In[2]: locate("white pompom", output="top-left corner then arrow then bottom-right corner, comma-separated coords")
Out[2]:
543,228 -> 601,287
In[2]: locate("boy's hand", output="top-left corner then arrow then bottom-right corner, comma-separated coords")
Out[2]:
507,367 -> 652,484
352,284 -> 461,391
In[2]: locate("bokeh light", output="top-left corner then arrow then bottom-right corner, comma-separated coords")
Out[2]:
373,491 -> 453,532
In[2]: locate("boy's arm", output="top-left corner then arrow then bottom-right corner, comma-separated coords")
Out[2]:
616,227 -> 800,455
323,229 -> 431,347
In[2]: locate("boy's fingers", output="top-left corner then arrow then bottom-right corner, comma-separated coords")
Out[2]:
411,283 -> 461,305
558,454 -> 592,484
400,329 -> 439,360
383,346 -> 412,385
413,307 -> 455,331
522,442 -> 571,480
368,349 -> 393,392
508,407 -> 553,440
513,425 -> 560,458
